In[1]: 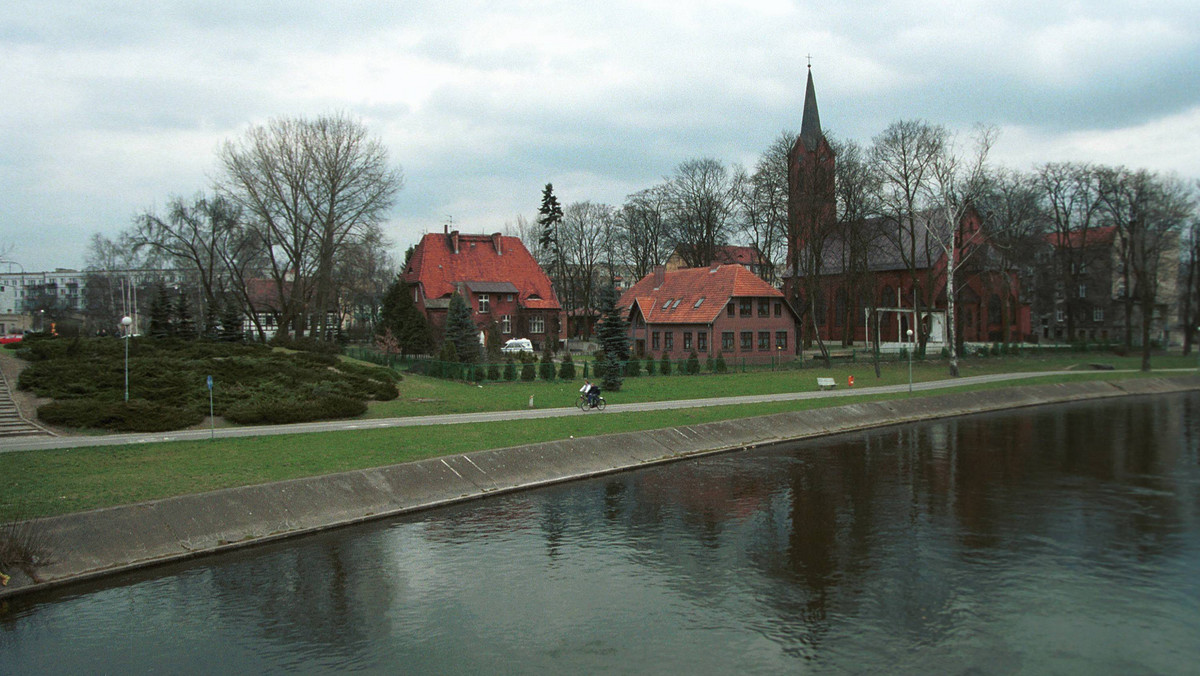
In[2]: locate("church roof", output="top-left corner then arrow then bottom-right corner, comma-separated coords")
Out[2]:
799,67 -> 824,151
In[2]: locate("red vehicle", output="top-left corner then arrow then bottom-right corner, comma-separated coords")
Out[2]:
0,334 -> 23,345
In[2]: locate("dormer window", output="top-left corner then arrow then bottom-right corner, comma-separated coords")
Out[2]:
693,297 -> 705,308
662,299 -> 672,310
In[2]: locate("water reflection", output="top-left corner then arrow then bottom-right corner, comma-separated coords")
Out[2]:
3,393 -> 1198,674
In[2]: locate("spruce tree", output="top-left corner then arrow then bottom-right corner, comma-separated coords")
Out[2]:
443,292 -> 480,363
148,281 -> 172,339
202,298 -> 220,340
379,274 -> 433,357
595,285 -> 629,392
220,299 -> 245,343
174,293 -> 196,340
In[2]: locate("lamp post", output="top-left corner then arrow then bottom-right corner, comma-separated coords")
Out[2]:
906,328 -> 914,394
121,316 -> 133,402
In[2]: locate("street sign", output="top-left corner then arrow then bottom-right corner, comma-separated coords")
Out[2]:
207,375 -> 213,390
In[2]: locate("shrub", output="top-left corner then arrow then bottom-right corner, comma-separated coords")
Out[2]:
487,362 -> 501,381
659,353 -> 671,376
686,351 -> 700,375
504,358 -> 517,381
644,357 -> 656,375
38,399 -> 203,432
624,358 -> 641,377
558,353 -> 576,380
521,361 -> 536,381
224,394 -> 366,425
705,354 -> 714,372
715,353 -> 728,374
539,352 -> 556,380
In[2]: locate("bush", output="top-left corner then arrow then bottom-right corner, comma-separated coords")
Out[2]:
487,362 -> 501,380
521,361 -> 536,381
686,351 -> 700,375
504,358 -> 517,381
624,358 -> 641,377
38,399 -> 203,432
558,353 -> 576,380
539,352 -> 556,381
715,353 -> 728,374
644,357 -> 656,375
659,353 -> 671,376
224,394 -> 366,425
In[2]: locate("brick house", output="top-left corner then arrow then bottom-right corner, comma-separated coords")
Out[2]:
404,228 -> 563,351
618,264 -> 800,364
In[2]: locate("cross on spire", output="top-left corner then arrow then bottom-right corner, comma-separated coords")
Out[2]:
806,54 -> 812,69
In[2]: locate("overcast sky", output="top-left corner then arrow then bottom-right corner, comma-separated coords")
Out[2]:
3,1 -> 1199,273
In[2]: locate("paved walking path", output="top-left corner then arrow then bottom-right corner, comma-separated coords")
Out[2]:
5,369 -> 1192,454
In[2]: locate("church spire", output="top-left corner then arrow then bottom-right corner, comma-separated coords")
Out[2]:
800,65 -> 823,151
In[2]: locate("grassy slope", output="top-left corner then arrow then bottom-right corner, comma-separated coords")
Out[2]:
3,354 -> 1194,520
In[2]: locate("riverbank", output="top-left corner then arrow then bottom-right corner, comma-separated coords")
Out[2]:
3,375 -> 1197,599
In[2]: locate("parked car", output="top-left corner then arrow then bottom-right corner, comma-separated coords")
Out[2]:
500,338 -> 533,355
0,334 -> 22,345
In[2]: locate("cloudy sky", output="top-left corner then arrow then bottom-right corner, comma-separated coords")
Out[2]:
3,1 -> 1199,273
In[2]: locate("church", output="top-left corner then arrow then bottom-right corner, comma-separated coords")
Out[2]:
782,68 -> 1030,351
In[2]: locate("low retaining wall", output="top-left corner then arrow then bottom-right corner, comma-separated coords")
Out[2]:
4,376 -> 1198,598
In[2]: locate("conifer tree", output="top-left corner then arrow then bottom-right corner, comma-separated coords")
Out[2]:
443,292 -> 480,363
174,292 -> 195,340
148,281 -> 172,339
219,298 -> 245,343
595,285 -> 629,391
379,274 -> 433,356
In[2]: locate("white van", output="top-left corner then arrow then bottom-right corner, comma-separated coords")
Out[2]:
500,338 -> 533,355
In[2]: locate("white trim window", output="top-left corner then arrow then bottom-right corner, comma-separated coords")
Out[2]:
501,314 -> 512,334
529,314 -> 545,334
478,293 -> 490,313
1093,308 -> 1104,322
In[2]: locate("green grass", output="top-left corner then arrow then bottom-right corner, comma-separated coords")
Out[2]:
4,350 -> 1194,521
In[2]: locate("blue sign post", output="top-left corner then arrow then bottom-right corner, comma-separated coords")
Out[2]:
207,375 -> 214,440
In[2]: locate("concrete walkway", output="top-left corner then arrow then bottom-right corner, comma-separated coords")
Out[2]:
6,368 -> 1193,454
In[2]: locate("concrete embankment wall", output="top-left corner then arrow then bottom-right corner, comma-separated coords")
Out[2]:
4,376 -> 1198,598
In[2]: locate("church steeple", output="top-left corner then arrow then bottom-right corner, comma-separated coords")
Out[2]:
799,65 -> 823,151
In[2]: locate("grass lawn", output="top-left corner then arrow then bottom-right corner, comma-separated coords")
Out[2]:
3,353 -> 1195,521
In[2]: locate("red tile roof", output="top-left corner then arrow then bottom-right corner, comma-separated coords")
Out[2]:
713,245 -> 766,266
406,231 -> 561,310
618,265 -> 783,324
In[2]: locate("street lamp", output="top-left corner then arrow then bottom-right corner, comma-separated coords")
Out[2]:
906,328 -> 914,393
121,316 -> 133,402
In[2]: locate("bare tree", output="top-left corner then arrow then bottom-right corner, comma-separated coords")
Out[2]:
664,158 -> 741,268
926,125 -> 996,376
977,167 -> 1048,345
830,136 -> 883,364
617,185 -> 673,282
741,131 -> 796,283
560,201 -> 615,336
1034,162 -> 1105,343
1097,167 -> 1195,370
870,120 -> 948,354
216,113 -> 403,340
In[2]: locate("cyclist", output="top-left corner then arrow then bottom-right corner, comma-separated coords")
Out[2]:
579,379 -> 601,408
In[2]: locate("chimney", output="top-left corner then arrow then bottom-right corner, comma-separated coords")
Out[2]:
451,230 -> 460,254
652,265 -> 665,289
492,232 -> 503,255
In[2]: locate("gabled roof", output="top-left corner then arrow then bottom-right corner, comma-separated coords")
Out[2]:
406,231 -> 561,310
713,245 -> 768,267
618,265 -> 785,325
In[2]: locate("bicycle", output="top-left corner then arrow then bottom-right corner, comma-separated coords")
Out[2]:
578,393 -> 606,411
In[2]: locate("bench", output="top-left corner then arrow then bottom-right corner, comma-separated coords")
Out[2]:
817,377 -> 837,390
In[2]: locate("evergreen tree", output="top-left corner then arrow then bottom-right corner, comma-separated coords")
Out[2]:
174,292 -> 196,340
219,298 -> 245,343
659,352 -> 671,376
379,274 -> 433,356
686,351 -> 701,375
202,299 -> 220,340
443,292 -> 480,363
148,281 -> 172,339
504,357 -> 517,381
538,348 -> 556,381
520,360 -> 536,381
537,183 -> 565,312
595,285 -> 630,392
557,352 -> 576,380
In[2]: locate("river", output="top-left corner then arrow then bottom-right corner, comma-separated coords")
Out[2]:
3,393 -> 1198,674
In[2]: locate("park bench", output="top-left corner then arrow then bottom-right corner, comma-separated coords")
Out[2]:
817,377 -> 837,390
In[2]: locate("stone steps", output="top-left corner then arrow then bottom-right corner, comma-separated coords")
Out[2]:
0,369 -> 48,439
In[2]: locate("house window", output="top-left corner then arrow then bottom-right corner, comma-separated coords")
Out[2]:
758,331 -> 770,350
529,315 -> 545,334
774,301 -> 781,317
501,314 -> 512,334
1078,284 -> 1087,299
697,332 -> 707,352
683,332 -> 692,350
776,332 -> 788,350
722,332 -> 734,350
740,331 -> 753,350
1055,309 -> 1065,323
664,332 -> 674,351
652,332 -> 660,350
478,293 -> 490,313
758,299 -> 770,317
506,293 -> 514,302
1093,308 -> 1104,322
739,299 -> 752,316
727,302 -> 735,317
